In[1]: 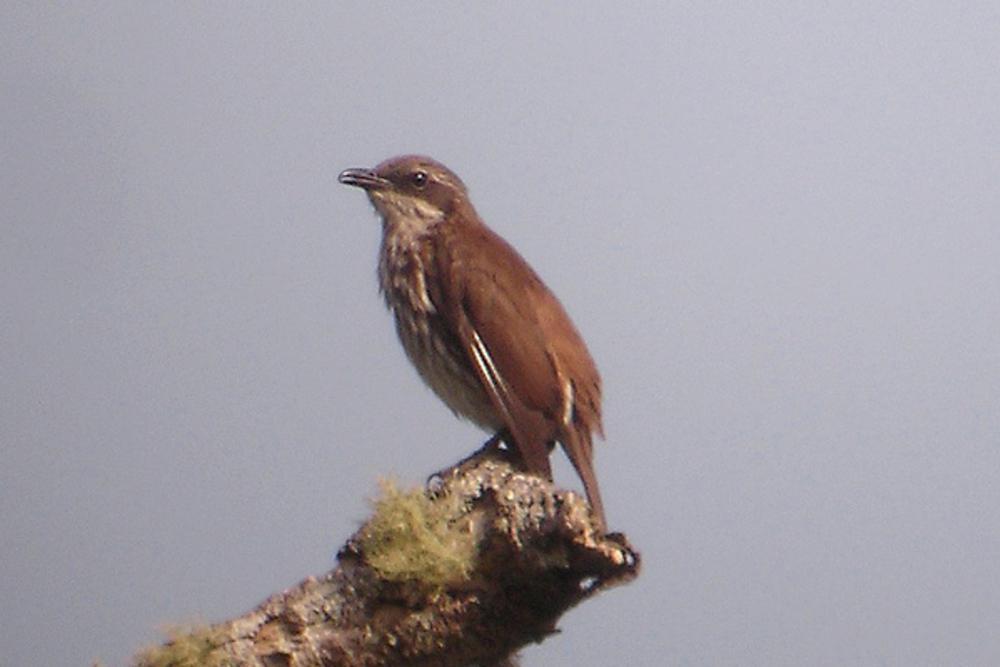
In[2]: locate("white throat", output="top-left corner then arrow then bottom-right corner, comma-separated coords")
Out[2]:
370,192 -> 444,247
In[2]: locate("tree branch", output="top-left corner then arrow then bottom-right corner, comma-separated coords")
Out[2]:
134,453 -> 639,667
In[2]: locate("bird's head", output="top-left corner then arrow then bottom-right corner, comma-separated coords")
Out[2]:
339,155 -> 470,229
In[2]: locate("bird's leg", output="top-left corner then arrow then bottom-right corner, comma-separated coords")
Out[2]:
426,429 -> 517,490
478,428 -> 514,458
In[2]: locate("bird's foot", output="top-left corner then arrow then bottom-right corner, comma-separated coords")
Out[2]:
426,430 -> 516,492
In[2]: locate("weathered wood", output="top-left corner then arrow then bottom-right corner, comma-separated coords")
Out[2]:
134,454 -> 639,667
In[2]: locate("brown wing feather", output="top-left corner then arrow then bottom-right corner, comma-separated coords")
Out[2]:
452,311 -> 554,478
435,216 -> 606,528
436,223 -> 554,475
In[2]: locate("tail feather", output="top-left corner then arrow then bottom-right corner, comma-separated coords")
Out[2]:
562,426 -> 606,532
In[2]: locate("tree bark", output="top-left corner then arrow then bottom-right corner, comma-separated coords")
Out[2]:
134,453 -> 639,667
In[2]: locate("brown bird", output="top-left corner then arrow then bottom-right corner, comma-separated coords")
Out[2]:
339,155 -> 606,530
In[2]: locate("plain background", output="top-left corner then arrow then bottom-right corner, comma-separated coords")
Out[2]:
3,3 -> 999,666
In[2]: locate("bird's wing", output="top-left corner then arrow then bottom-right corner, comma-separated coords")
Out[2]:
431,220 -> 606,529
433,224 -> 564,478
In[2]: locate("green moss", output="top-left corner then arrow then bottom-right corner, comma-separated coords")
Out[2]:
359,479 -> 477,589
133,625 -> 233,667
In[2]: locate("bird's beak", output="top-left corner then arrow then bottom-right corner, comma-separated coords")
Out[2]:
338,168 -> 390,190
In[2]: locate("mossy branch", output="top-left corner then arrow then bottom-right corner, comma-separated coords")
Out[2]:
134,453 -> 639,667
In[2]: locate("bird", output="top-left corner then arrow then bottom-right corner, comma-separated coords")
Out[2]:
338,155 -> 606,530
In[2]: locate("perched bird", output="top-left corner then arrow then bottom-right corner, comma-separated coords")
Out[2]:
339,155 -> 606,530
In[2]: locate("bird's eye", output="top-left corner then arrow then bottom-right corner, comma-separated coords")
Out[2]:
411,171 -> 428,188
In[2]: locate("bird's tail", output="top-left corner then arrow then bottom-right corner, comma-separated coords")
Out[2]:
562,426 -> 606,532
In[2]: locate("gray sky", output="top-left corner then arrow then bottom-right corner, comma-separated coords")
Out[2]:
3,3 -> 999,666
